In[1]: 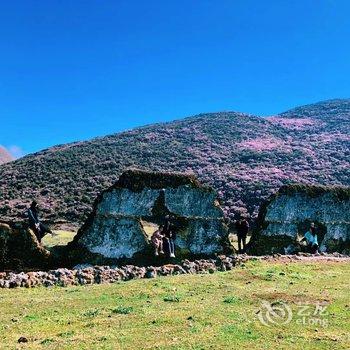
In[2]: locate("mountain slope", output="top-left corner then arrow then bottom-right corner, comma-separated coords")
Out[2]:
0,146 -> 13,165
0,99 -> 349,227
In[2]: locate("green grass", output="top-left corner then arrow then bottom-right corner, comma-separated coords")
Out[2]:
229,233 -> 251,251
42,230 -> 77,248
140,221 -> 159,238
0,260 -> 349,349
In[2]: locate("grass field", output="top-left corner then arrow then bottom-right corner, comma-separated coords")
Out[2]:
42,231 -> 77,249
0,260 -> 349,349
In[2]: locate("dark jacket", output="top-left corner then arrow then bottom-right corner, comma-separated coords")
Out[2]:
163,218 -> 176,239
236,219 -> 249,236
28,207 -> 39,227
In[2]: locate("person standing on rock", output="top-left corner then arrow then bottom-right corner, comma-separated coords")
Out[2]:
300,222 -> 319,254
163,215 -> 176,258
235,217 -> 249,253
27,201 -> 54,243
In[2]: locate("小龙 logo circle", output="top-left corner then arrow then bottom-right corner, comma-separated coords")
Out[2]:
257,300 -> 293,326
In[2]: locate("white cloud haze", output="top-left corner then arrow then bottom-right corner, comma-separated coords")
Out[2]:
2,145 -> 25,159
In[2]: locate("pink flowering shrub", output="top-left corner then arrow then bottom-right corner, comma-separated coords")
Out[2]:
237,137 -> 290,152
267,117 -> 317,130
0,99 -> 349,226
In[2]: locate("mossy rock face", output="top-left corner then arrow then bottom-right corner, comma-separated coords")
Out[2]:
71,170 -> 229,264
115,169 -> 203,192
248,235 -> 295,255
78,217 -> 149,259
176,219 -> 229,255
0,222 -> 51,271
324,237 -> 350,253
249,184 -> 350,255
278,184 -> 350,200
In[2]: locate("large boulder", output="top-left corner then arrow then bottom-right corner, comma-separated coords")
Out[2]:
0,222 -> 50,271
249,185 -> 350,254
71,169 -> 229,262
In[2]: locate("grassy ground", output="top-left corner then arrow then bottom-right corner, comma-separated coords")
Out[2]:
140,221 -> 159,238
41,231 -> 77,249
229,233 -> 251,251
0,260 -> 349,350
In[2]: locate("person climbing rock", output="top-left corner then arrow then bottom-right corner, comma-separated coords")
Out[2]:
151,226 -> 165,256
300,222 -> 319,254
235,217 -> 249,253
163,215 -> 176,258
27,201 -> 54,243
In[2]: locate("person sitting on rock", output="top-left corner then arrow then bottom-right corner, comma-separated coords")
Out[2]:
235,217 -> 249,253
151,226 -> 165,256
300,222 -> 319,254
27,200 -> 54,243
163,215 -> 176,258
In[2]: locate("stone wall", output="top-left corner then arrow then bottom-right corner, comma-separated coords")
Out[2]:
249,185 -> 350,254
0,255 -> 237,288
2,253 -> 348,289
71,170 -> 229,262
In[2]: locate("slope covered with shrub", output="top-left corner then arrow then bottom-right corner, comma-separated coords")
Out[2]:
0,99 -> 349,227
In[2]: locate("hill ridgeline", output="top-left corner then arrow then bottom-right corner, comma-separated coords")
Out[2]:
0,99 -> 349,228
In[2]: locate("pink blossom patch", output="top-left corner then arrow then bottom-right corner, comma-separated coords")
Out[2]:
237,137 -> 289,152
267,117 -> 317,130
312,132 -> 350,143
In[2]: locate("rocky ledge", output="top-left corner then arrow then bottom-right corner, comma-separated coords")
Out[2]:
1,253 -> 348,289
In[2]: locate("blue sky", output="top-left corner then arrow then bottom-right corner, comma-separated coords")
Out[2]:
1,0 -> 349,156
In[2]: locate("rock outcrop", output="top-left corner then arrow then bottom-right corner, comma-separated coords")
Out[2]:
71,170 -> 229,262
0,222 -> 50,270
249,185 -> 350,254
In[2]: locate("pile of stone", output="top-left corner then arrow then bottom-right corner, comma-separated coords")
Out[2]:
0,255 -> 236,289
1,253 -> 348,289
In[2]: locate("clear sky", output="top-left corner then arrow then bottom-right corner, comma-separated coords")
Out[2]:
1,0 -> 349,156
